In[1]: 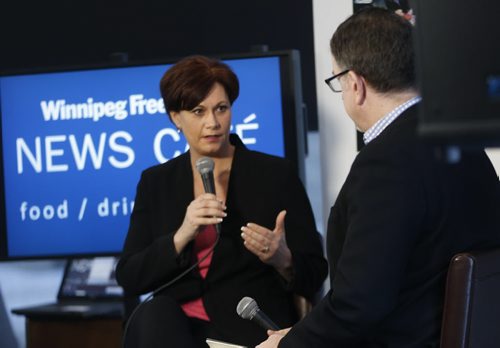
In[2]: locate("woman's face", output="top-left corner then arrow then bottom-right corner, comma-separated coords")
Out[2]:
171,83 -> 232,159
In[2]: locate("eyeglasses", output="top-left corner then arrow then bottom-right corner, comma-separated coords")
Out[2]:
324,69 -> 350,93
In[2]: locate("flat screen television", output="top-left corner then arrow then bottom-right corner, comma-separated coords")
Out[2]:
0,50 -> 306,260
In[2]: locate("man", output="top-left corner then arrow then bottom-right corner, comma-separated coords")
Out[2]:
258,7 -> 500,347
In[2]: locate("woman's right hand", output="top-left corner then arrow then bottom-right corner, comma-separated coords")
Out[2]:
173,193 -> 226,253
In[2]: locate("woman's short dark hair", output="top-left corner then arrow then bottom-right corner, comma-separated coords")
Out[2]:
330,7 -> 415,93
160,55 -> 239,121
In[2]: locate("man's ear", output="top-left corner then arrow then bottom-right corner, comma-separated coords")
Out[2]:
349,71 -> 367,105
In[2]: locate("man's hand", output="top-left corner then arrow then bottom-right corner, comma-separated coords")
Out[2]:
255,327 -> 291,348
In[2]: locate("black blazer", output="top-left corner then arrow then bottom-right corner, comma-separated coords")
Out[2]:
116,135 -> 327,346
281,106 -> 500,347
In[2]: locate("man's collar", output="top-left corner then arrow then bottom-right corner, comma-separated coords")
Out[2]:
363,96 -> 422,145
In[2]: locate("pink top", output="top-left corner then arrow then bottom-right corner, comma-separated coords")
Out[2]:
180,224 -> 217,321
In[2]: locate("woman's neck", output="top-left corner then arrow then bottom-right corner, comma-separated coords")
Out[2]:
190,144 -> 235,175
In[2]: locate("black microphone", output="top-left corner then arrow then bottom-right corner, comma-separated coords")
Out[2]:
195,157 -> 221,235
236,296 -> 280,331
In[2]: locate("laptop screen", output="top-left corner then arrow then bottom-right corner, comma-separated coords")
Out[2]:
59,256 -> 124,299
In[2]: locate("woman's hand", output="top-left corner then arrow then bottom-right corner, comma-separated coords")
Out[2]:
241,210 -> 293,280
173,193 -> 226,253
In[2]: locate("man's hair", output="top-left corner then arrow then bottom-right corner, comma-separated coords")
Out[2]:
330,7 -> 415,93
160,55 -> 239,122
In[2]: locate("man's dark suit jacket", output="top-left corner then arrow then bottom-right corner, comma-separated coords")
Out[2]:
281,106 -> 500,347
115,135 -> 327,346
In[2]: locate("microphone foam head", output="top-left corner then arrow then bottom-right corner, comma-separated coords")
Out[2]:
236,296 -> 259,320
195,157 -> 215,175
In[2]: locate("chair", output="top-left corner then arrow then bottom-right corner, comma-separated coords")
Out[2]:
293,295 -> 313,320
440,247 -> 500,348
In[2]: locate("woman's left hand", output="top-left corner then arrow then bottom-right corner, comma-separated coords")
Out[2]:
241,210 -> 292,276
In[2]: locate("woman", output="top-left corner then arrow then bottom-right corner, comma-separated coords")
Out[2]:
115,55 -> 327,347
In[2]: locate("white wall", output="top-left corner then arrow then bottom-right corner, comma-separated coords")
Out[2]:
312,0 -> 355,230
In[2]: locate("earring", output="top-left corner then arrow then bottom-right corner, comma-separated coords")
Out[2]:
177,128 -> 181,134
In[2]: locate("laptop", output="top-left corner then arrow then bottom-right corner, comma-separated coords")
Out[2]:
12,256 -> 125,319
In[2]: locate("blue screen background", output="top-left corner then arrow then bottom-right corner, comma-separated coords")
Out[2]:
0,57 -> 284,257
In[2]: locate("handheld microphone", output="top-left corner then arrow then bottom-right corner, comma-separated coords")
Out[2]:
195,157 -> 221,235
236,296 -> 280,331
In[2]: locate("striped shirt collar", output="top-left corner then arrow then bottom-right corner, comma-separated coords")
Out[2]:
363,96 -> 422,145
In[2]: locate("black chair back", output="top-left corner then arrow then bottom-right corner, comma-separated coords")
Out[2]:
440,247 -> 500,348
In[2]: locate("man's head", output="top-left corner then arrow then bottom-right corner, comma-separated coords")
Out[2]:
330,7 -> 415,94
